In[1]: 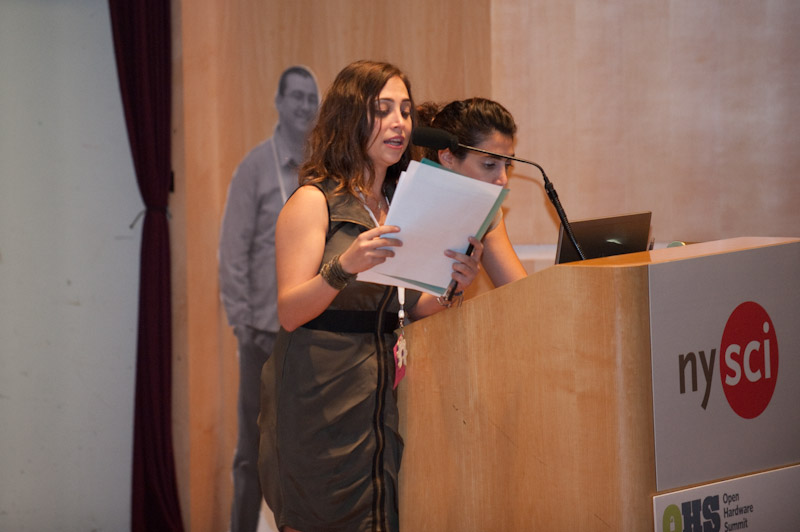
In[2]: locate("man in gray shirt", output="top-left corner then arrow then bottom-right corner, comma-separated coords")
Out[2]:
218,65 -> 319,532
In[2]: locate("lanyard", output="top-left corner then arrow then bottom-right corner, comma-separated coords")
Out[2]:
271,138 -> 290,204
357,191 -> 406,326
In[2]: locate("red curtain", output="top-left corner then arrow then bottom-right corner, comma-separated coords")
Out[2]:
108,1 -> 184,530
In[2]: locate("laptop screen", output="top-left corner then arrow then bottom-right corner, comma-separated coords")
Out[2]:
555,211 -> 652,264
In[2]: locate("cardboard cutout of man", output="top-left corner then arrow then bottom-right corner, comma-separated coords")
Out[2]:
218,65 -> 319,532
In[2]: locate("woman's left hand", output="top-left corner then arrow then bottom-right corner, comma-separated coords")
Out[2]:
444,236 -> 484,293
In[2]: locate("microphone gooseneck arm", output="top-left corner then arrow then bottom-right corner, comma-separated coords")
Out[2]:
453,142 -> 586,262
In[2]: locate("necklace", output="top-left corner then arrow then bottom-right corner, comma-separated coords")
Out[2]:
359,191 -> 390,222
369,196 -> 389,211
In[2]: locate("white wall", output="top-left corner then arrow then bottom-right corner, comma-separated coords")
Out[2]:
0,0 -> 141,529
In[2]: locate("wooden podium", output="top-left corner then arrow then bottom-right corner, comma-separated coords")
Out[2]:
397,237 -> 799,530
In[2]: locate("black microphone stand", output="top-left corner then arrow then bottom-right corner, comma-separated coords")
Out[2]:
455,142 -> 586,262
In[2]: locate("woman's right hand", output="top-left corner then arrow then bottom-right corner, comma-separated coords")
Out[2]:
338,225 -> 402,274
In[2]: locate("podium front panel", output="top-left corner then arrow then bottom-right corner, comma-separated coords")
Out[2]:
649,240 -> 800,490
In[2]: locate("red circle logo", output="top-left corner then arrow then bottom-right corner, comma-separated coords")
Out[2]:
719,302 -> 779,419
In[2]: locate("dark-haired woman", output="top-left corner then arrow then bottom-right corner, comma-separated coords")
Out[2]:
417,97 -> 527,287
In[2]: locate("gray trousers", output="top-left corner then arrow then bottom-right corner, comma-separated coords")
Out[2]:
231,329 -> 276,532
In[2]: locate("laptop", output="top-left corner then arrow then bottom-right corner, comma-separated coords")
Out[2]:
555,211 -> 652,264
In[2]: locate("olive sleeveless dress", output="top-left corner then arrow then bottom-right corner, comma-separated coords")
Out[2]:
258,181 -> 421,532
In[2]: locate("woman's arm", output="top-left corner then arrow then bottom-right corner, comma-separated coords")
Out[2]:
480,217 -> 527,287
275,186 -> 335,331
276,185 -> 403,331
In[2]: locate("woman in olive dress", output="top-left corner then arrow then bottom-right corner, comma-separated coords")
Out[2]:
258,60 -> 483,532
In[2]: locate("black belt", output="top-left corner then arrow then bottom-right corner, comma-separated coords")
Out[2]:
302,310 -> 397,334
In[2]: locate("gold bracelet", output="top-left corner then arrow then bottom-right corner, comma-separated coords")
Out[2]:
319,254 -> 356,290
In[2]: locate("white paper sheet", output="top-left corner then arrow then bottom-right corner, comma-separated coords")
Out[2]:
357,159 -> 507,295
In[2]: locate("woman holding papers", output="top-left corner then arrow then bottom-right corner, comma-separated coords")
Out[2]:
417,98 -> 528,287
258,60 -> 482,532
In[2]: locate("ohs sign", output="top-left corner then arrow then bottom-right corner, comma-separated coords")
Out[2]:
677,301 -> 778,419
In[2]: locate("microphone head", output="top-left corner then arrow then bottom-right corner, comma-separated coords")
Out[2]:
411,127 -> 459,152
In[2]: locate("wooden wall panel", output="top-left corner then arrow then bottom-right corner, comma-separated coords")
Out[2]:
214,0 -> 495,187
494,0 -> 800,245
175,0 -> 238,529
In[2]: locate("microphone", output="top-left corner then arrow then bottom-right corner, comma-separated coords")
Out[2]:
411,127 -> 459,152
412,126 -> 586,301
412,127 -> 560,182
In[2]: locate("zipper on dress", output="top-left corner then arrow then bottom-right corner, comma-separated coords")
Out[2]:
371,285 -> 395,532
